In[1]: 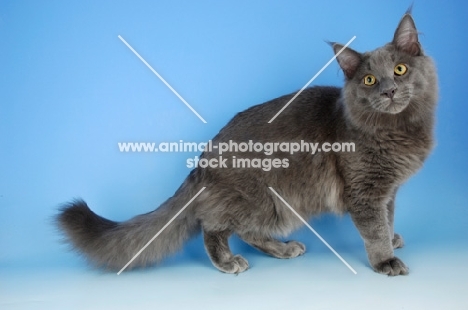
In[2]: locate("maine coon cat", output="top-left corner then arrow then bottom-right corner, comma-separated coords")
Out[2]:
57,11 -> 437,276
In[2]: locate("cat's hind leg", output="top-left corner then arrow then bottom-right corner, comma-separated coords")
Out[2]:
203,229 -> 249,274
239,232 -> 306,259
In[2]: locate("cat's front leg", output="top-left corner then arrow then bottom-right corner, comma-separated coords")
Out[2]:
349,201 -> 409,276
386,189 -> 405,249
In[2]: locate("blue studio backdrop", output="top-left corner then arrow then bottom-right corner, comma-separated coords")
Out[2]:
1,1 -> 467,309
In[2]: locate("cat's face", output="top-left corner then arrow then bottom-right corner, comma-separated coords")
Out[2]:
351,46 -> 416,115
333,13 -> 438,129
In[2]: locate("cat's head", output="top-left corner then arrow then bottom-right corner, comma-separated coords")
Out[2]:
332,12 -> 437,130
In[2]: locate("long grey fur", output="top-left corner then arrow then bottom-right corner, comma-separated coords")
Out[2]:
56,12 -> 437,276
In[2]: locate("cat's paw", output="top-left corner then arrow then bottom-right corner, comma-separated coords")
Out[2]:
216,255 -> 249,274
284,241 -> 306,258
373,257 -> 408,276
392,233 -> 404,249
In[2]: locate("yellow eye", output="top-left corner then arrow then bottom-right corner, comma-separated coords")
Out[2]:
363,74 -> 376,86
394,64 -> 407,76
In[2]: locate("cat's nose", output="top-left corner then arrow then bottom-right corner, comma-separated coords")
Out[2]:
381,87 -> 396,99
380,78 -> 397,99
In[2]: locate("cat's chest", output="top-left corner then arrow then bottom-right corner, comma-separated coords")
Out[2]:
352,133 -> 432,183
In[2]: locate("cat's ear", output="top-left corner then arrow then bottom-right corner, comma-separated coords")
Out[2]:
332,43 -> 362,79
392,13 -> 422,56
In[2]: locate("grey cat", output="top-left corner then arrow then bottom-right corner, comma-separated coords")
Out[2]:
57,11 -> 437,276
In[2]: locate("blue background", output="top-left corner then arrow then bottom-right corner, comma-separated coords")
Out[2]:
1,1 -> 467,309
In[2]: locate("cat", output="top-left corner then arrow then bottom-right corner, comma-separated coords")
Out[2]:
56,10 -> 437,276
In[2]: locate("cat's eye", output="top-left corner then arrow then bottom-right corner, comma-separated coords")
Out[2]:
363,75 -> 376,86
394,64 -> 407,76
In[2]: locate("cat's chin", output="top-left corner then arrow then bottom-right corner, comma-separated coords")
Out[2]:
384,103 -> 408,114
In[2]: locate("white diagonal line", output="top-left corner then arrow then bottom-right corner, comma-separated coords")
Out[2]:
117,186 -> 206,275
268,187 -> 357,274
118,35 -> 207,124
268,36 -> 356,123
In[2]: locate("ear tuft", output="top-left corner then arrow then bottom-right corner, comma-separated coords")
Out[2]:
405,3 -> 414,15
332,43 -> 362,79
393,14 -> 422,56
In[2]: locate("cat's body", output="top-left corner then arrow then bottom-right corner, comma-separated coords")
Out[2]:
57,12 -> 437,276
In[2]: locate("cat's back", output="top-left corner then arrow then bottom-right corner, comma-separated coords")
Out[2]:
215,86 -> 344,142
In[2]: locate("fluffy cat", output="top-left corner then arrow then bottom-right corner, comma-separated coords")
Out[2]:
57,11 -> 437,276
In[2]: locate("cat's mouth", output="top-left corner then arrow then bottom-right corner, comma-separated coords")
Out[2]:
373,97 -> 409,114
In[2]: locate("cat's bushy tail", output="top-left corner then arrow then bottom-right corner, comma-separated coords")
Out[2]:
56,174 -> 202,271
